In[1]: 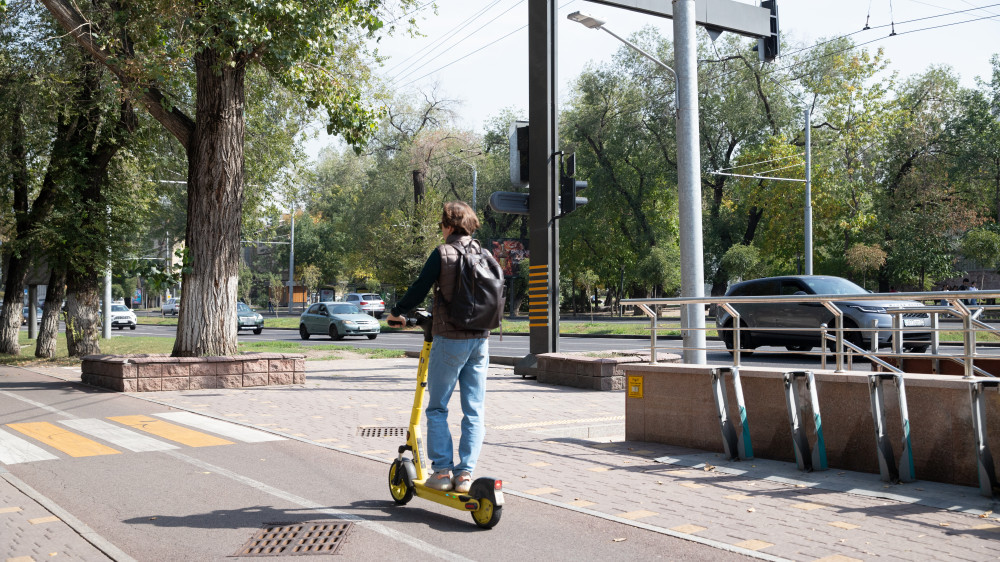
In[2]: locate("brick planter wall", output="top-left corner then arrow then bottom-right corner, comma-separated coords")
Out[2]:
533,352 -> 682,391
81,353 -> 306,392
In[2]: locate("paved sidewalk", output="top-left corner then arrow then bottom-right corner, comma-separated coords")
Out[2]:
1,467 -> 125,561
20,358 -> 1000,562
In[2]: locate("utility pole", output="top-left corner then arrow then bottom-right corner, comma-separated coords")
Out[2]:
673,0 -> 706,364
288,210 -> 295,314
523,0 -> 559,368
804,106 -> 813,275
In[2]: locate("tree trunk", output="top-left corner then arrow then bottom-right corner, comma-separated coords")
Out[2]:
36,267 -> 67,358
0,94 -> 31,355
173,49 -> 246,357
413,169 -> 426,204
65,269 -> 100,357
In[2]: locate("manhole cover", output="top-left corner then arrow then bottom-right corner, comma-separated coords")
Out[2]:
357,426 -> 407,438
234,521 -> 353,557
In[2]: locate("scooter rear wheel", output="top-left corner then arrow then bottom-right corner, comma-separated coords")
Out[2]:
388,460 -> 414,505
471,497 -> 502,529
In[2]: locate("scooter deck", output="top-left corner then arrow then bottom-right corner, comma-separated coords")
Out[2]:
412,482 -> 481,511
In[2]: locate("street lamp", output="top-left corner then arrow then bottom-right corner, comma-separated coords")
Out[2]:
568,10 -> 705,364
567,12 -> 679,105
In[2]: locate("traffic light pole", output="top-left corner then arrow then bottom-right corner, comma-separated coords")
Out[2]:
525,0 -> 559,364
674,0 -> 707,364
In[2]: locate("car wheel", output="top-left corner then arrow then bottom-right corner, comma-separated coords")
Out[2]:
253,327 -> 262,335
785,345 -> 813,352
129,325 -> 136,331
830,320 -> 865,351
721,320 -> 754,356
330,325 -> 344,341
299,325 -> 310,340
367,334 -> 377,340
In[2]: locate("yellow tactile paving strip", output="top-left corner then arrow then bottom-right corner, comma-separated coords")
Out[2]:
108,415 -> 233,447
7,422 -> 120,458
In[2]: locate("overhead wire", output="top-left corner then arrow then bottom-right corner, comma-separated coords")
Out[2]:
385,0 -> 507,78
394,0 -> 580,89
705,2 -> 1000,96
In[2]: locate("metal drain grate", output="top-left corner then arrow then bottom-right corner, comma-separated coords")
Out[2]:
234,521 -> 353,557
357,426 -> 408,438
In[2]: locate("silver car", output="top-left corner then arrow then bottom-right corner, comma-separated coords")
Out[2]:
343,293 -> 385,319
715,275 -> 931,354
299,302 -> 380,340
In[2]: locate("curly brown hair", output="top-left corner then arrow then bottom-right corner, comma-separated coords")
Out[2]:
441,201 -> 479,236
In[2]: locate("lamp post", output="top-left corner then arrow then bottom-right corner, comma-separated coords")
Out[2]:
448,151 -> 479,208
568,9 -> 706,364
567,12 -> 678,108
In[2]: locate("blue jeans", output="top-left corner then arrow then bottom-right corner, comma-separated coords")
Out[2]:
426,335 -> 489,474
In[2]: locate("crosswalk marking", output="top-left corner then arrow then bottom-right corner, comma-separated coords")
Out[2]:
108,415 -> 234,447
0,428 -> 59,464
59,419 -> 180,452
153,412 -> 285,443
6,422 -> 121,458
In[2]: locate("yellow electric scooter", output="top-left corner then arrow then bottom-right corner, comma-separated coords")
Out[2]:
387,310 -> 503,529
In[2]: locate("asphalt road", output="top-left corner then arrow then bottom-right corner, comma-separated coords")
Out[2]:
103,319 -> 1000,372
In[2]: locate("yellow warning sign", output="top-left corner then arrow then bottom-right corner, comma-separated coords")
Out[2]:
627,376 -> 643,399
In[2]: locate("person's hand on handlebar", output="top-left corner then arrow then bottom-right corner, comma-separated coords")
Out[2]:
387,313 -> 407,328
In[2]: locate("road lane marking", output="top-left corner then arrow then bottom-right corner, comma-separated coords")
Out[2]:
0,428 -> 59,464
59,419 -> 180,452
153,412 -> 285,443
108,415 -> 233,447
6,422 -> 120,458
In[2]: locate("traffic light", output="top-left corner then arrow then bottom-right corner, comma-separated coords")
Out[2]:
753,0 -> 779,62
509,121 -> 529,188
558,153 -> 588,217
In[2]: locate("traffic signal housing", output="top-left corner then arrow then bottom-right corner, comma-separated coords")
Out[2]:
509,121 -> 529,188
558,153 -> 587,217
753,0 -> 779,62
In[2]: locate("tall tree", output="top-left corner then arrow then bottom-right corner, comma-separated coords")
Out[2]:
40,0 -> 416,356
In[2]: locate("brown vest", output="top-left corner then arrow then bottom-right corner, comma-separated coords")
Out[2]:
432,235 -> 490,340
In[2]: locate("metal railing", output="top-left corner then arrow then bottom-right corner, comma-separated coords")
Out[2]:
622,290 -> 1000,377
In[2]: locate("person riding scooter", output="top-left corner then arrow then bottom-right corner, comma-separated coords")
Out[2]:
386,201 -> 493,494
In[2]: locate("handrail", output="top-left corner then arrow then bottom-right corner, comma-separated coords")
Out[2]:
623,290 -> 1000,376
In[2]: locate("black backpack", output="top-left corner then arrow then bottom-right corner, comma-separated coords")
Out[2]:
441,240 -> 505,331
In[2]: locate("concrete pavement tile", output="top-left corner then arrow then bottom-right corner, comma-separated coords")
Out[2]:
671,524 -> 707,534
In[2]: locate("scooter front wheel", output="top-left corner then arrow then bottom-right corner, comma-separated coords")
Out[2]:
471,497 -> 502,529
388,460 -> 414,505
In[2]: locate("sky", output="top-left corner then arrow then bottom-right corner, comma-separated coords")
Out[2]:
305,0 -> 1000,159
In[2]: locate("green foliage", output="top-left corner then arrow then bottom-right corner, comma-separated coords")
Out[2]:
720,245 -> 760,282
962,229 -> 1000,271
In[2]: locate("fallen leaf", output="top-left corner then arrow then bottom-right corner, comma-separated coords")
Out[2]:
747,507 -> 755,513
704,464 -> 715,471
656,481 -> 663,485
940,523 -> 950,527
612,538 -> 627,542
980,511 -> 993,518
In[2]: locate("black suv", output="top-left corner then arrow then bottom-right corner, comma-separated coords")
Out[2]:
715,275 -> 931,354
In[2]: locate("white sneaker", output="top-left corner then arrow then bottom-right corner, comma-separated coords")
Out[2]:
453,471 -> 472,493
426,470 -> 453,491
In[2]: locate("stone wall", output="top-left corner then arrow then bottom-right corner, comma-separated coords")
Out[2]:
81,353 -> 305,392
621,362 -> 1000,488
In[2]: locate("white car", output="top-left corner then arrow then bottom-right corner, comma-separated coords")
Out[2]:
111,304 -> 137,330
162,297 -> 181,315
